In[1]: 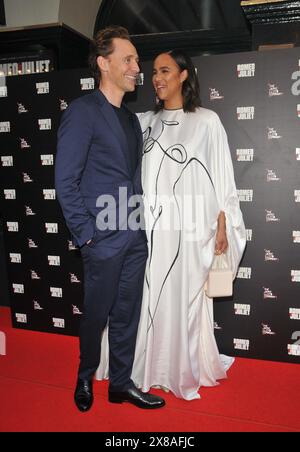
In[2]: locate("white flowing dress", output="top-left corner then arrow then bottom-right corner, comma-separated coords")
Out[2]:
96,107 -> 246,400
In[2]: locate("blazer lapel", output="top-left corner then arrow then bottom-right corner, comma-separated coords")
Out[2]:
130,112 -> 144,193
131,113 -> 143,166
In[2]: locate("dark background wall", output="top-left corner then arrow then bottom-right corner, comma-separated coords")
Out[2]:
0,0 -> 6,26
0,219 -> 9,306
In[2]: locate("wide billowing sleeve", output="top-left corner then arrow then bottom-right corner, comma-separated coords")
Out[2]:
209,113 -> 246,278
55,100 -> 95,248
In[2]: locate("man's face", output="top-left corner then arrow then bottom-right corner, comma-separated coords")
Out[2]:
101,38 -> 140,94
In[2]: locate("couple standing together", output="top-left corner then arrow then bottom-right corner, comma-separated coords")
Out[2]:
55,26 -> 246,412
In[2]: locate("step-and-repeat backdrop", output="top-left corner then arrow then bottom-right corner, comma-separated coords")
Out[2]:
0,48 -> 299,362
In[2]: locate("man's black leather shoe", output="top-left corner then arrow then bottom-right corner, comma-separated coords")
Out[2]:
108,386 -> 165,409
74,379 -> 94,412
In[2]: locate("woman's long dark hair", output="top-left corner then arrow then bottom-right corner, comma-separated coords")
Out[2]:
154,49 -> 201,113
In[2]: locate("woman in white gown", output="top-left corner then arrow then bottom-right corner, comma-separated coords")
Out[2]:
97,50 -> 246,400
131,50 -> 246,401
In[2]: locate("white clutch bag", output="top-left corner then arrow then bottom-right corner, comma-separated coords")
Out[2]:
205,253 -> 233,298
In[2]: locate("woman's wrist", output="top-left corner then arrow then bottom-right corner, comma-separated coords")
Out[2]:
217,211 -> 226,230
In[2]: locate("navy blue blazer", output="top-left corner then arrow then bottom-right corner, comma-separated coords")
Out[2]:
55,90 -> 144,249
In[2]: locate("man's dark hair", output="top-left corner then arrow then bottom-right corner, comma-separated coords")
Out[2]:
89,26 -> 131,86
155,49 -> 201,113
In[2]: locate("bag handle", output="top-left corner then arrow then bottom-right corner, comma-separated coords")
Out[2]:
211,253 -> 230,270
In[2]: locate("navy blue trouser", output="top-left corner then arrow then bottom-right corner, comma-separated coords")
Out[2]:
78,230 -> 148,391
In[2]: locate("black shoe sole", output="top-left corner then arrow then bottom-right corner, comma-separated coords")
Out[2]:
108,393 -> 165,409
75,404 -> 92,412
74,397 -> 94,412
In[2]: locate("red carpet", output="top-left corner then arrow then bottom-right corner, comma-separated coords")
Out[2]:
1,307 -> 300,432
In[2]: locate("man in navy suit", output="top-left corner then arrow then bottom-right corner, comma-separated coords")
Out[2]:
55,26 -> 165,411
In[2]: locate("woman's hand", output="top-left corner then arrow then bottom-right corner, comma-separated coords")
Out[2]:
215,211 -> 228,255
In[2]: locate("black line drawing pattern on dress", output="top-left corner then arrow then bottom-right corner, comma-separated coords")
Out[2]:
141,119 -> 215,344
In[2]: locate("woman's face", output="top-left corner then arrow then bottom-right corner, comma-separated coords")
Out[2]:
152,53 -> 187,107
